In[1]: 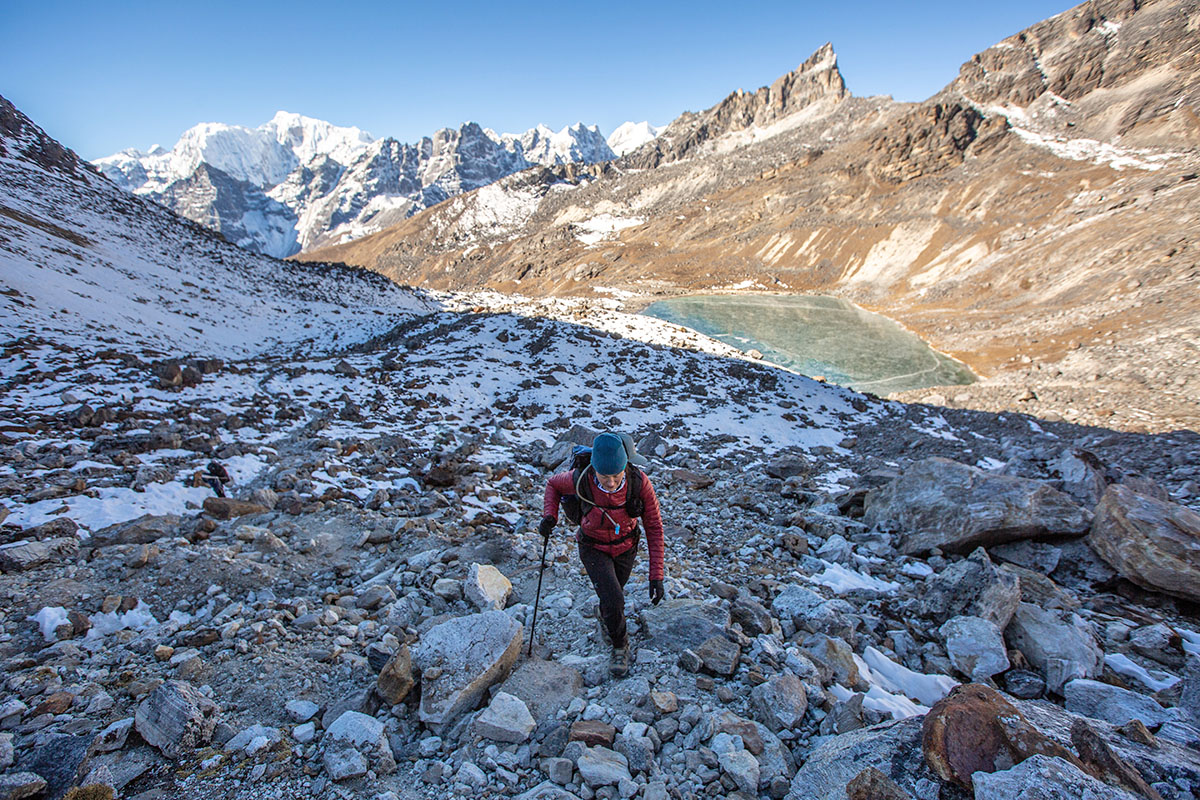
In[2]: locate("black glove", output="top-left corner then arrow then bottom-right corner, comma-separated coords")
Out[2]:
538,515 -> 556,542
650,579 -> 665,605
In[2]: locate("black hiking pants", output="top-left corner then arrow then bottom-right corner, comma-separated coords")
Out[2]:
579,537 -> 638,649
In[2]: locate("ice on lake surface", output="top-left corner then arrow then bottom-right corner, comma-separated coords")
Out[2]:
641,294 -> 976,395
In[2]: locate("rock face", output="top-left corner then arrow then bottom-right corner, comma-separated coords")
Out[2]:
134,680 -> 219,759
972,754 -> 1141,800
921,684 -> 1081,791
466,563 -> 513,610
412,610 -> 523,731
863,458 -> 1090,554
1087,484 -> 1200,602
1004,603 -> 1103,693
623,43 -> 848,169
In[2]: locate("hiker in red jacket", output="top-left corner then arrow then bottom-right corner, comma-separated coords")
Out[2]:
540,432 -> 666,678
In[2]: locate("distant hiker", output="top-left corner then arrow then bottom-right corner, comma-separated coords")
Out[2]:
540,432 -> 666,677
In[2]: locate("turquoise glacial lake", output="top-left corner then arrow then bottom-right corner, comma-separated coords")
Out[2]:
640,294 -> 975,395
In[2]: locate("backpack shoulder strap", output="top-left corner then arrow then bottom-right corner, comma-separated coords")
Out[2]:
625,465 -> 645,518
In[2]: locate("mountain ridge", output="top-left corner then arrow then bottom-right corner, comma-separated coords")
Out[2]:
95,113 -> 624,258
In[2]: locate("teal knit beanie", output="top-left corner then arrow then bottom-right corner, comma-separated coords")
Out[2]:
591,432 -> 627,475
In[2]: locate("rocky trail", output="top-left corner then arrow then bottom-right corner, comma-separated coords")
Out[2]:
2,296 -> 1200,800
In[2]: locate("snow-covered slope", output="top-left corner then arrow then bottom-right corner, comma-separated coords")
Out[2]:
0,96 -> 431,359
607,121 -> 665,156
94,113 -> 617,257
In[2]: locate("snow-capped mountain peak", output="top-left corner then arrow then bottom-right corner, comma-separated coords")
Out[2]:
607,121 -> 665,156
94,113 -> 618,258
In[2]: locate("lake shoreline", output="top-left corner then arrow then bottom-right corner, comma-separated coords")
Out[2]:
624,289 -> 979,395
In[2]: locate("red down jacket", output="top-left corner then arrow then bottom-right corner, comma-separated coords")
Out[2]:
543,468 -> 665,581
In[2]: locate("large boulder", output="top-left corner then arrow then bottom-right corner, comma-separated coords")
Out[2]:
783,715 -> 938,800
1063,679 -> 1169,728
921,684 -> 1081,791
1004,603 -> 1103,694
639,599 -> 729,652
973,754 -> 1140,800
918,547 -> 1020,628
134,680 -> 219,759
412,610 -> 523,731
863,458 -> 1090,554
1087,484 -> 1200,603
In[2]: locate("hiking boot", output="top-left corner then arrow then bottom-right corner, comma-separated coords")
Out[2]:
610,643 -> 631,678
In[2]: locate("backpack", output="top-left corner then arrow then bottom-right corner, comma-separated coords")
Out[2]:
561,445 -> 645,531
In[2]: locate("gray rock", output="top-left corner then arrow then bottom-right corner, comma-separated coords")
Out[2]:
323,746 -> 369,781
475,691 -> 536,743
772,584 -> 857,639
285,699 -> 320,723
0,732 -> 12,770
1129,624 -> 1185,669
1063,679 -> 1169,728
294,722 -> 316,743
989,540 -> 1063,574
224,724 -> 282,755
93,717 -> 134,753
1055,448 -> 1110,508
0,537 -> 78,572
863,457 -> 1090,554
718,745 -> 760,794
1003,669 -> 1046,700
919,548 -> 1021,628
751,673 -> 808,732
514,780 -> 584,800
466,562 -> 512,610
457,761 -> 488,787
134,680 -> 219,759
783,715 -> 937,800
731,596 -> 775,637
547,756 -> 574,784
1005,603 -> 1103,694
640,599 -> 730,652
697,635 -> 741,676
413,610 -> 523,731
576,746 -> 632,787
321,688 -> 379,729
615,729 -> 655,775
816,533 -> 852,564
0,773 -> 47,800
18,732 -> 92,799
433,578 -> 462,600
325,710 -> 396,774
972,754 -> 1140,800
939,615 -> 1010,682
1182,656 -> 1200,725
498,658 -> 583,725
1088,484 -> 1200,602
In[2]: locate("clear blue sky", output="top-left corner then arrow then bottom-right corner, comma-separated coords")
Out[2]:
3,0 -> 1074,161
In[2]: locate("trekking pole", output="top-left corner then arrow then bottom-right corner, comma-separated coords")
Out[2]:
528,529 -> 551,657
